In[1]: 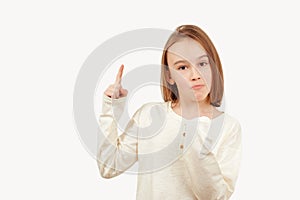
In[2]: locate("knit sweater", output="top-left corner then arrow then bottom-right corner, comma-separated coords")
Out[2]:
97,95 -> 242,200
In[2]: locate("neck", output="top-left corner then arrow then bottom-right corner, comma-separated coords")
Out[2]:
173,98 -> 215,119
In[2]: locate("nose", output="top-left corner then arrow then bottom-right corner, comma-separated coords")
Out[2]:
190,66 -> 201,81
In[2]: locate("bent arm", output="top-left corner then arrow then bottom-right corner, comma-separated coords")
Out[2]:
97,95 -> 140,179
184,121 -> 242,199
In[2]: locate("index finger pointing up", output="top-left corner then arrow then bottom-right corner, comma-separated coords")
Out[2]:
115,64 -> 124,84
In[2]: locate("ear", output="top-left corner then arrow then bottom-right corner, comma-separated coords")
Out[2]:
166,69 -> 175,85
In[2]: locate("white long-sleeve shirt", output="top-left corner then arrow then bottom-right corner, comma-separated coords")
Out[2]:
97,95 -> 242,200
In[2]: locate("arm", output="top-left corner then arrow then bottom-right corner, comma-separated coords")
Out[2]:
97,94 -> 140,179
183,121 -> 242,200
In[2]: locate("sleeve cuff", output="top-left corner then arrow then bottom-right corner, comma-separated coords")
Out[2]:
103,94 -> 127,105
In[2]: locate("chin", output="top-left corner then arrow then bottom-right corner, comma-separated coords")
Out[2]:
191,97 -> 206,102
191,94 -> 209,102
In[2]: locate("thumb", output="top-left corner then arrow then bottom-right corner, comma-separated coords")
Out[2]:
119,88 -> 128,97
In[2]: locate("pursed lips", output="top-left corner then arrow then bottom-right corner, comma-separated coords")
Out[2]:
191,84 -> 205,89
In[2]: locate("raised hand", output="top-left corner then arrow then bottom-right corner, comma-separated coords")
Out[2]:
104,64 -> 128,99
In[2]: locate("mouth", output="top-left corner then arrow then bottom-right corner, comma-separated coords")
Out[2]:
191,84 -> 205,89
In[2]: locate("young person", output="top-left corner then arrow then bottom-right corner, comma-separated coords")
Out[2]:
97,25 -> 242,200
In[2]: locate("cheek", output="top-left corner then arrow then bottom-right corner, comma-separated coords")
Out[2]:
201,69 -> 212,89
173,72 -> 190,87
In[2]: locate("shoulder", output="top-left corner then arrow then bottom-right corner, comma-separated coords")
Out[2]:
135,101 -> 168,116
221,113 -> 241,129
221,113 -> 242,139
131,101 -> 168,122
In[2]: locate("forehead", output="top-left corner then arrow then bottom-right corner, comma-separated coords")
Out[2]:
167,37 -> 207,64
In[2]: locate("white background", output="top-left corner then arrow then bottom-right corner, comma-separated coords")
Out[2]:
1,0 -> 300,199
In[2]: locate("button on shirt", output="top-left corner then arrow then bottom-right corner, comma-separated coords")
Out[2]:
97,95 -> 242,200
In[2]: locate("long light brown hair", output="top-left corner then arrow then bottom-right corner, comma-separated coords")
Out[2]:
160,25 -> 224,107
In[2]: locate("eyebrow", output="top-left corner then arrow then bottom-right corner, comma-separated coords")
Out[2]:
172,54 -> 208,66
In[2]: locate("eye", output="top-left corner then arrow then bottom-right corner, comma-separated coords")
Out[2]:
178,65 -> 188,70
198,62 -> 208,67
